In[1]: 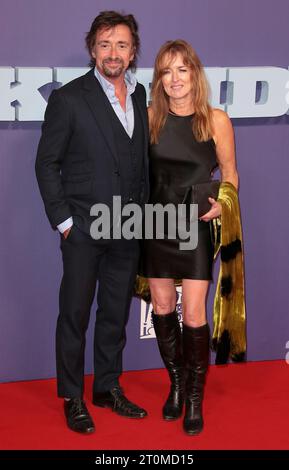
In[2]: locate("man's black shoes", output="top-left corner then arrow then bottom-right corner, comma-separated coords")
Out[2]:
93,386 -> 147,419
64,398 -> 95,434
64,388 -> 147,434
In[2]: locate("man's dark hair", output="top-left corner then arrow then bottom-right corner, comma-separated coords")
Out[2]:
85,11 -> 140,71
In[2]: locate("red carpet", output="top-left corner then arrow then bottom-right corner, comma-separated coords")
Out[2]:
1,360 -> 288,450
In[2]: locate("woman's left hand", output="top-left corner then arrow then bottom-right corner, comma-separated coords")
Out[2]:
199,197 -> 222,222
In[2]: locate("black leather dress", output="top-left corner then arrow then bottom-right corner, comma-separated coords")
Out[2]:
140,112 -> 218,280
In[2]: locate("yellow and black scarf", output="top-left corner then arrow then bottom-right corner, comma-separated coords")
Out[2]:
211,181 -> 246,364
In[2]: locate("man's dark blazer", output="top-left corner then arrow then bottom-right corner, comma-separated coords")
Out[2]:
35,68 -> 149,234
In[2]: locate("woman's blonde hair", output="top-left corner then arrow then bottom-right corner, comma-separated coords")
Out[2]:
150,39 -> 213,144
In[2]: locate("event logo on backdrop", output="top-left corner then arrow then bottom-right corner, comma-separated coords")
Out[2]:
1,66 -> 289,120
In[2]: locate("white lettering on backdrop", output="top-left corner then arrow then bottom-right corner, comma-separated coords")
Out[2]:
0,66 -> 289,121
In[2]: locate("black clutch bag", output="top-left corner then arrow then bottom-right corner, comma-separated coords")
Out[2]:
182,180 -> 220,218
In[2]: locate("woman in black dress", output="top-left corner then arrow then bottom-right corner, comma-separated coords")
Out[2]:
141,40 -> 238,435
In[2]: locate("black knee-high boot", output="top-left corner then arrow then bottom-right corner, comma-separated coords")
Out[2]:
152,311 -> 184,420
183,323 -> 210,435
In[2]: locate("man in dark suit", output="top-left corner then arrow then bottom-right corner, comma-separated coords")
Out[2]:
35,11 -> 149,434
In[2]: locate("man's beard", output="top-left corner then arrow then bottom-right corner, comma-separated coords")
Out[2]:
102,58 -> 125,78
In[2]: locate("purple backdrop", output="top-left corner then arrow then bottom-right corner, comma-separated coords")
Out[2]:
1,0 -> 289,382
